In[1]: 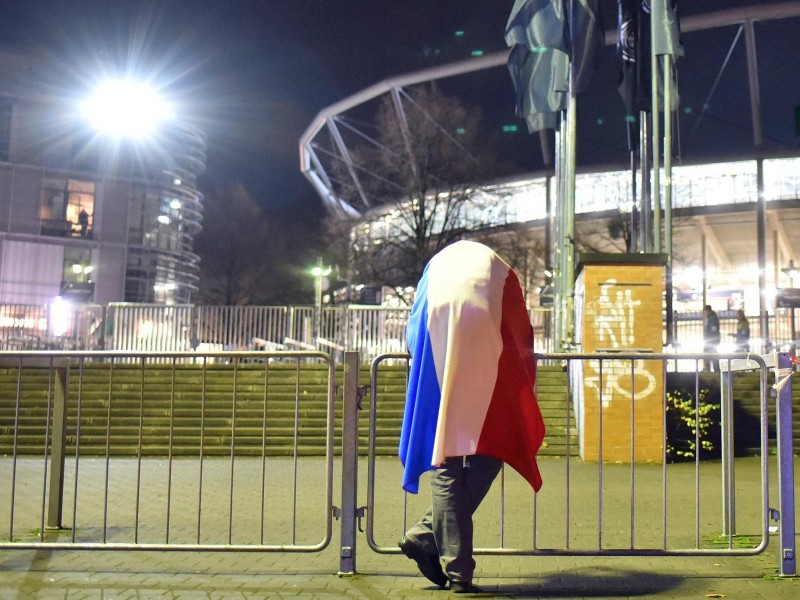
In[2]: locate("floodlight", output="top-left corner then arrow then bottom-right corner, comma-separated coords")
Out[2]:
82,79 -> 174,138
50,296 -> 71,337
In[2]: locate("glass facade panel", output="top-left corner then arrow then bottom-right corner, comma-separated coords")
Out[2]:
764,157 -> 800,201
40,177 -> 95,238
361,157 -> 800,242
0,97 -> 11,162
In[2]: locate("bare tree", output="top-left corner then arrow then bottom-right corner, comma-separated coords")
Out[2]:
483,228 -> 548,304
194,184 -> 310,305
330,84 -> 514,289
576,205 -> 694,269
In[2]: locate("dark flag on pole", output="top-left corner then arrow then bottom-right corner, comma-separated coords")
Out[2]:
651,0 -> 683,58
618,0 -> 682,118
568,0 -> 603,94
617,0 -> 651,118
505,0 -> 569,132
506,42 -> 568,132
506,0 -> 602,133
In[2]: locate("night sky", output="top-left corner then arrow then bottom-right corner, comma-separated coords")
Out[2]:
1,1 -> 798,216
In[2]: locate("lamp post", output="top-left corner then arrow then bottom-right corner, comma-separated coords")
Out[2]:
781,260 -> 799,348
81,79 -> 174,139
781,260 -> 799,287
311,258 -> 331,340
81,78 -> 176,305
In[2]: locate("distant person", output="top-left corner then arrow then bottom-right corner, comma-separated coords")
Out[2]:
733,309 -> 750,353
397,241 -> 545,593
78,209 -> 89,238
703,304 -> 721,371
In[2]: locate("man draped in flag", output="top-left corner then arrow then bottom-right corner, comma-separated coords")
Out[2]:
397,241 -> 545,593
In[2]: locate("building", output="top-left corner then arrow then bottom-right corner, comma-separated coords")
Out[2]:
0,47 -> 206,309
348,156 -> 800,312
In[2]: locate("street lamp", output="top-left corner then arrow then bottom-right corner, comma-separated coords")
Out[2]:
781,259 -> 799,287
780,259 -> 800,347
80,77 -> 178,307
311,258 -> 331,339
71,263 -> 94,282
81,79 -> 174,139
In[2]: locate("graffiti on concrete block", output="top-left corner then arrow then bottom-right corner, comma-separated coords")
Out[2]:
584,359 -> 657,408
584,278 -> 657,407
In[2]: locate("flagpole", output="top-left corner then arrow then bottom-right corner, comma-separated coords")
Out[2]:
558,111 -> 571,351
651,28 -> 661,254
627,121 -> 639,253
553,116 -> 564,352
539,129 -> 554,275
504,0 -> 602,351
651,0 -> 682,345
639,113 -> 651,252
664,53 -> 675,345
564,90 -> 577,350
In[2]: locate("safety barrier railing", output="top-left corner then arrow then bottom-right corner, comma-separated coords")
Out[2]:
0,350 -> 336,552
1,349 -> 795,579
360,351 -> 796,577
5,302 -> 800,363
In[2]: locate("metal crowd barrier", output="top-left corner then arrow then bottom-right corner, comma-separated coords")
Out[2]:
361,351 -> 796,577
1,349 -> 795,579
0,351 -> 336,552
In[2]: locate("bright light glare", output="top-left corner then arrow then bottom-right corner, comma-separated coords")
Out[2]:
82,80 -> 174,138
676,266 -> 703,283
50,296 -> 71,337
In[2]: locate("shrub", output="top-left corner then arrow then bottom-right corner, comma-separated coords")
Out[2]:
665,388 -> 720,462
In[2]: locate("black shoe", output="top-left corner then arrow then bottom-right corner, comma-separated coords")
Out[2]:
398,536 -> 448,588
451,581 -> 482,594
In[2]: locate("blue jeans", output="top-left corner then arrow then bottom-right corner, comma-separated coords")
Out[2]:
404,454 -> 502,583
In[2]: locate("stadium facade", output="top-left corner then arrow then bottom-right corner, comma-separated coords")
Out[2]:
300,3 -> 800,319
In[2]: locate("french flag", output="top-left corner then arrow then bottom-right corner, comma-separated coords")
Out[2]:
399,241 -> 545,494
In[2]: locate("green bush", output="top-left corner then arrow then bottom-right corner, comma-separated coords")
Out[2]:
665,388 -> 720,462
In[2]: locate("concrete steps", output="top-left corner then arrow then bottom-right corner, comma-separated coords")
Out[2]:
0,362 -> 597,459
535,365 -> 578,456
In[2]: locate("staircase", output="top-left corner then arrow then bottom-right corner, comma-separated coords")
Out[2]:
366,363 -> 577,457
0,362 -> 577,457
686,371 -> 800,453
5,362 -> 796,459
535,364 -> 579,456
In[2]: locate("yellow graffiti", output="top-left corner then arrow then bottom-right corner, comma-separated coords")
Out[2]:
588,279 -> 641,348
585,278 -> 655,407
584,359 -> 657,408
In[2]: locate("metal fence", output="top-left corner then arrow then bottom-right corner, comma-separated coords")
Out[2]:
0,351 -> 336,551
360,351 -> 796,577
2,302 -> 800,362
0,349 -> 795,577
0,302 -> 551,359
674,310 -> 799,354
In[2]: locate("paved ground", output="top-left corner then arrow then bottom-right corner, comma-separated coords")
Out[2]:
1,455 -> 798,599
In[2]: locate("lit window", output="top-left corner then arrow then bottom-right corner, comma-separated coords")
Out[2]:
40,178 -> 95,238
